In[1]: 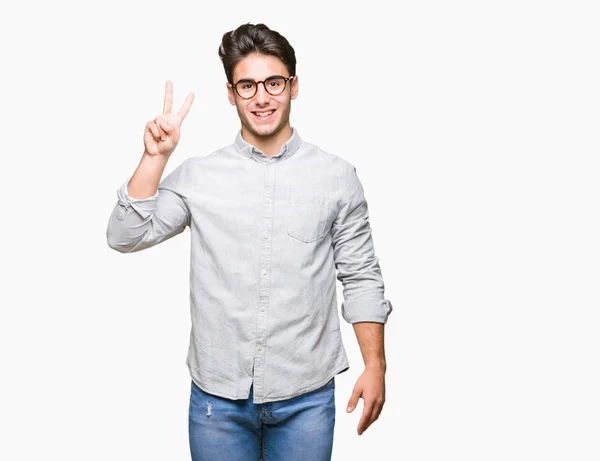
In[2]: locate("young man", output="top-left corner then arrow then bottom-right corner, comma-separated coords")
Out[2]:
107,23 -> 393,461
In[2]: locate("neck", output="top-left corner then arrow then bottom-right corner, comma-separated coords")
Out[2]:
241,124 -> 292,158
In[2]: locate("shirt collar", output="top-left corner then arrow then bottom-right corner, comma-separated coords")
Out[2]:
234,127 -> 302,163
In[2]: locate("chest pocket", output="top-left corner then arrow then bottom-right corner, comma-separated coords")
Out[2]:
287,189 -> 330,243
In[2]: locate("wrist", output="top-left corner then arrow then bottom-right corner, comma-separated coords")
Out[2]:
365,360 -> 387,373
142,150 -> 170,164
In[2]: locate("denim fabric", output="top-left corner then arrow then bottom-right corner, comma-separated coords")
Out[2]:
188,377 -> 336,461
107,127 -> 393,403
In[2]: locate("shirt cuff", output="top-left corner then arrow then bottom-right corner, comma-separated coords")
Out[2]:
118,177 -> 160,202
342,298 -> 394,324
116,177 -> 159,220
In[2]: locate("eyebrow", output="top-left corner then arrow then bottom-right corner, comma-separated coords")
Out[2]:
236,74 -> 286,83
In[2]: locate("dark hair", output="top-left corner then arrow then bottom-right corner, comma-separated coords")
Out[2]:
218,23 -> 296,84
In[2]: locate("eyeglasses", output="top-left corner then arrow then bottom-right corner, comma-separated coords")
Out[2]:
232,75 -> 295,99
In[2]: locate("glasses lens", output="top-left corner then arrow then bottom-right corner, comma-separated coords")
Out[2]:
236,81 -> 256,98
265,77 -> 286,95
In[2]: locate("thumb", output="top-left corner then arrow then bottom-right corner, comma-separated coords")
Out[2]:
160,120 -> 174,134
346,387 -> 361,413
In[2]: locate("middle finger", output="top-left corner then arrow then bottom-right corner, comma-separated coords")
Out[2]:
163,80 -> 173,116
370,402 -> 383,425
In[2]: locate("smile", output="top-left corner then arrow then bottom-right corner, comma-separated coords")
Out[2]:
252,109 -> 276,119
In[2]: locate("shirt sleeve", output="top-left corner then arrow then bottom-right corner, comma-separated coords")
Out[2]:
331,163 -> 394,324
106,159 -> 191,253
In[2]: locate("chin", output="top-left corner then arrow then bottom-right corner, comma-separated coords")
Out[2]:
257,126 -> 279,137
249,120 -> 281,137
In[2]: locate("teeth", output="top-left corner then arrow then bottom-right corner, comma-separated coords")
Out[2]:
255,110 -> 274,116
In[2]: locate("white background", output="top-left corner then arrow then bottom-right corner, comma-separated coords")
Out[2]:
1,0 -> 599,459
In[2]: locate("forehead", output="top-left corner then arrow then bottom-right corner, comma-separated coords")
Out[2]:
233,53 -> 288,81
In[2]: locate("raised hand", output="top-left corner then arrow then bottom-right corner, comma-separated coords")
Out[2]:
143,80 -> 195,157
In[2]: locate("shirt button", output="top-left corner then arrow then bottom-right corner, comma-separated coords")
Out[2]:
257,344 -> 263,351
260,306 -> 265,312
262,269 -> 268,276
263,232 -> 270,240
265,197 -> 271,203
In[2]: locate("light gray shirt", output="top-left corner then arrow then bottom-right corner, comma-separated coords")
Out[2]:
106,127 -> 393,403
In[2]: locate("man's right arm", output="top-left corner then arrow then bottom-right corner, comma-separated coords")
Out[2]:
107,80 -> 194,253
106,151 -> 191,253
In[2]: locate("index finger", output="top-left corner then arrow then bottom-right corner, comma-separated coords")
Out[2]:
178,92 -> 195,120
358,401 -> 375,434
163,80 -> 173,116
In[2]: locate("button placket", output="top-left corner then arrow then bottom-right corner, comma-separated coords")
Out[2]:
253,159 -> 276,402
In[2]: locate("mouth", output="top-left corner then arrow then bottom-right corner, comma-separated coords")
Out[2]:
252,109 -> 276,121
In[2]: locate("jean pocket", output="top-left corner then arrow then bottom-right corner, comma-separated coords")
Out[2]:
287,190 -> 330,243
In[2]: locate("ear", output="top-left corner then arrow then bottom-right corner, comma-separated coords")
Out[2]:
290,74 -> 299,100
227,82 -> 236,106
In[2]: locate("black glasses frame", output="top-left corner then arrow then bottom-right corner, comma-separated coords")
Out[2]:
232,76 -> 295,99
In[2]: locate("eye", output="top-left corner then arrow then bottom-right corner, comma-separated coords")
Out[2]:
266,78 -> 285,88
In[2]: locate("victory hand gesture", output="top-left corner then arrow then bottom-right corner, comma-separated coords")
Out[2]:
144,80 -> 195,158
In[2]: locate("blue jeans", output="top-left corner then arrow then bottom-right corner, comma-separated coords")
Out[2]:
188,377 -> 336,461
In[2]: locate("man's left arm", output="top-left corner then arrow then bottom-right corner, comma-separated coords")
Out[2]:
330,163 -> 393,436
348,321 -> 387,435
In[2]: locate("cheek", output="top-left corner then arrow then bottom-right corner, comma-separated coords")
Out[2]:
278,102 -> 290,115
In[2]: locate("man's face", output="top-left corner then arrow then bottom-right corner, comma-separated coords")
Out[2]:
227,53 -> 298,139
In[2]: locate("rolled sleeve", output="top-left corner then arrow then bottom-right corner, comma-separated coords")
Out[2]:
106,160 -> 191,253
116,179 -> 160,218
331,163 -> 393,324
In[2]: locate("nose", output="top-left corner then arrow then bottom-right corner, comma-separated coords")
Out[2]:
254,82 -> 270,105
